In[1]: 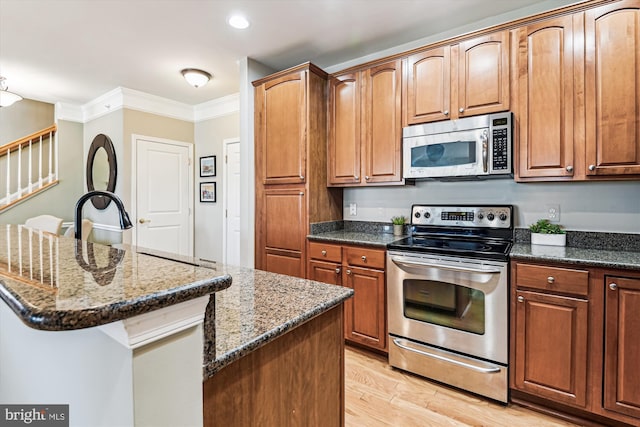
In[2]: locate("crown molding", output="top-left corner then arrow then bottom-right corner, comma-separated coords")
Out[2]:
194,93 -> 240,122
53,87 -> 239,123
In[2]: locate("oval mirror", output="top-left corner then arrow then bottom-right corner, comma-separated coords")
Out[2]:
86,134 -> 117,209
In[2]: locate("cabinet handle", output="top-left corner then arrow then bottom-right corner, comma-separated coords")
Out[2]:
299,175 -> 305,180
609,283 -> 618,291
361,255 -> 367,262
321,250 -> 327,256
459,108 -> 465,113
588,164 -> 596,171
335,267 -> 341,274
365,176 -> 370,180
354,175 -> 359,180
443,110 -> 449,116
346,269 -> 352,275
517,296 -> 524,303
547,276 -> 555,284
138,218 -> 150,224
566,165 -> 573,173
299,192 -> 304,196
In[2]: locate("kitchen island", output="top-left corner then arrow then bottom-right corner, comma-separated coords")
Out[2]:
0,225 -> 353,426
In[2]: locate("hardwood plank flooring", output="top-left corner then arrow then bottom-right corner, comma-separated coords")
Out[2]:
345,346 -> 579,427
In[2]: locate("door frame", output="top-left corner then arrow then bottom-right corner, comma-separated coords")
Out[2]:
130,134 -> 194,254
222,137 -> 240,265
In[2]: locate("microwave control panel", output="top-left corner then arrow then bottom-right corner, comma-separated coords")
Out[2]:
489,113 -> 512,173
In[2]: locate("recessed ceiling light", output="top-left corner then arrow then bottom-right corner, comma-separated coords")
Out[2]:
228,14 -> 250,30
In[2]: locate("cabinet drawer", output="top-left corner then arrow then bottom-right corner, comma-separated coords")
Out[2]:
515,263 -> 589,297
344,246 -> 385,270
308,241 -> 342,263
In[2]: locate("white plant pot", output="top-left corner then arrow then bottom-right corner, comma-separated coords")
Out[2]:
531,233 -> 566,247
393,224 -> 404,236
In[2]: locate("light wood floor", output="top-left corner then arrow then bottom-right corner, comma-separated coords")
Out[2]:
345,346 -> 579,427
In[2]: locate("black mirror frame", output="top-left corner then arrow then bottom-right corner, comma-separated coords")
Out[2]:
86,134 -> 117,210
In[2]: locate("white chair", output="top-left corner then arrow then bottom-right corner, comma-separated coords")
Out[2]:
23,214 -> 63,235
64,219 -> 94,241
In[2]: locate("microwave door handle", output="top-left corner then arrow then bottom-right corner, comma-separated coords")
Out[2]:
391,256 -> 501,274
481,130 -> 488,173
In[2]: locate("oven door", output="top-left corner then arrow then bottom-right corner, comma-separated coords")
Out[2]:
402,128 -> 488,179
387,251 -> 508,364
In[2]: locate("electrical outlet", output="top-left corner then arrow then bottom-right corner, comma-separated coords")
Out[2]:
349,203 -> 357,216
546,204 -> 560,222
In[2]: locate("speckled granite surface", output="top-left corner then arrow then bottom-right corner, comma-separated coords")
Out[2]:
510,243 -> 640,270
0,225 -> 232,330
515,228 -> 640,252
307,230 -> 405,247
202,265 -> 353,380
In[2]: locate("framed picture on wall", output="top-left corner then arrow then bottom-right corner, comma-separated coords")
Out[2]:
200,182 -> 216,203
200,156 -> 216,177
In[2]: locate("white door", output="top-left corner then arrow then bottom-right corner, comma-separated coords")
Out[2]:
135,137 -> 193,256
223,139 -> 241,265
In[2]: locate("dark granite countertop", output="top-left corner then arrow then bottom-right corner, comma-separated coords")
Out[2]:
0,225 -> 232,331
307,230 -> 405,248
510,243 -> 640,270
203,265 -> 353,380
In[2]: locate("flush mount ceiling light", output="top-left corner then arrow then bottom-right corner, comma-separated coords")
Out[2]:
228,14 -> 250,29
181,68 -> 212,88
0,76 -> 23,107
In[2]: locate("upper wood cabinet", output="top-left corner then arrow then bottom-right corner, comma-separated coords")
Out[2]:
403,30 -> 509,125
585,0 -> 640,177
516,15 -> 577,179
455,31 -> 510,117
255,70 -> 307,185
328,59 -> 403,187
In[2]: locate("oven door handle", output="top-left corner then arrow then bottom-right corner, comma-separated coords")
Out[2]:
392,338 -> 501,374
390,257 -> 502,274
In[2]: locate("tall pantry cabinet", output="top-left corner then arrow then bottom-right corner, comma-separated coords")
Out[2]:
253,63 -> 342,278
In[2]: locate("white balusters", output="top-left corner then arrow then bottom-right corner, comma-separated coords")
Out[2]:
38,134 -> 43,188
28,139 -> 33,193
48,130 -> 53,183
17,145 -> 22,198
5,146 -> 10,203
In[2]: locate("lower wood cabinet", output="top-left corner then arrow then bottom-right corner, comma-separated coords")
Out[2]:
603,276 -> 640,420
511,261 -> 640,426
307,241 -> 387,353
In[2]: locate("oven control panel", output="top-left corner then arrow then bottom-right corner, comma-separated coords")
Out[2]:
411,205 -> 512,228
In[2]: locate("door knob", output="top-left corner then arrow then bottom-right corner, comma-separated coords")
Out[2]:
139,218 -> 150,224
517,296 -> 524,303
609,283 -> 618,291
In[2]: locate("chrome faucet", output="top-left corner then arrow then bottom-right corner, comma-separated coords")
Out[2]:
74,190 -> 133,240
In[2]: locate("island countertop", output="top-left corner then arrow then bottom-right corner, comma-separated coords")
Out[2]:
0,224 -> 232,331
203,264 -> 353,379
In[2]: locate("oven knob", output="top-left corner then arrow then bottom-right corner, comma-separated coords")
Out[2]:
477,213 -> 484,220
499,213 -> 507,221
487,213 -> 495,221
424,212 -> 431,219
414,212 -> 421,218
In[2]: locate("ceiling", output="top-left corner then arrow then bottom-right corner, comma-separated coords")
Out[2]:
1,0 -> 576,107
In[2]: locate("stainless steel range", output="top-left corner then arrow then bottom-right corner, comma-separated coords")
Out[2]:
386,204 -> 513,403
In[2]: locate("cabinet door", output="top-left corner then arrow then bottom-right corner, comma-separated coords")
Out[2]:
585,1 -> 640,176
456,31 -> 510,117
516,15 -> 576,179
362,60 -> 403,184
343,265 -> 386,351
328,73 -> 361,185
514,290 -> 588,408
604,276 -> 640,419
308,260 -> 342,286
259,188 -> 306,277
404,46 -> 451,125
258,70 -> 307,185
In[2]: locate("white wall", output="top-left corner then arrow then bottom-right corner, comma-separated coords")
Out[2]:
194,112 -> 240,262
344,180 -> 640,233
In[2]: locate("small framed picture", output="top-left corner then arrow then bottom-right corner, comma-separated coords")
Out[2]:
200,156 -> 216,177
200,182 -> 216,202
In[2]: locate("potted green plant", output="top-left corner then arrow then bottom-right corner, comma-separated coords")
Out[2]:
529,219 -> 566,246
391,216 -> 407,236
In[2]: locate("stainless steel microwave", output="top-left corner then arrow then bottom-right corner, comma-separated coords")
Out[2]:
402,112 -> 512,179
